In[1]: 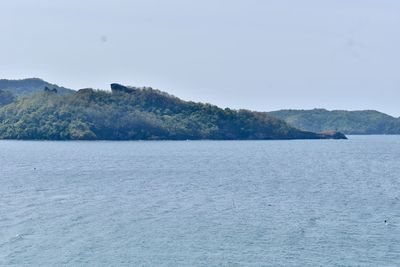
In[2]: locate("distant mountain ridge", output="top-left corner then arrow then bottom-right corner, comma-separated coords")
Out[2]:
268,109 -> 400,135
0,78 -> 74,97
0,81 -> 346,140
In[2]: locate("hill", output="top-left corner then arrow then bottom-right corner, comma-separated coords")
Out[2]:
0,84 -> 346,140
0,78 -> 74,97
268,109 -> 400,135
0,89 -> 16,106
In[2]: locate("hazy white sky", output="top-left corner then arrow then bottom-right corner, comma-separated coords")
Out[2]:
1,0 -> 399,116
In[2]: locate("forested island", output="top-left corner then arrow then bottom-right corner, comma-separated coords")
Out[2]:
269,109 -> 400,135
0,79 -> 346,140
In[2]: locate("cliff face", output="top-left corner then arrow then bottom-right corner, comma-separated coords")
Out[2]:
111,83 -> 137,94
319,131 -> 347,140
0,83 -> 346,140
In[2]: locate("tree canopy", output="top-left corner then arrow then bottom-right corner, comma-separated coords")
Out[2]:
0,84 -> 345,140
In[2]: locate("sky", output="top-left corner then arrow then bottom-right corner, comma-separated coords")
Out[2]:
0,0 -> 399,116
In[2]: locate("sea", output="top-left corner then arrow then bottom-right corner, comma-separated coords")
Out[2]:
0,136 -> 399,266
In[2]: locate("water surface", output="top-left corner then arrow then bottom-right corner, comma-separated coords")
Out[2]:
0,136 -> 399,266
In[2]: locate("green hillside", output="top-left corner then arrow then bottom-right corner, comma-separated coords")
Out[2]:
0,83 -> 346,140
269,109 -> 400,135
0,90 -> 15,106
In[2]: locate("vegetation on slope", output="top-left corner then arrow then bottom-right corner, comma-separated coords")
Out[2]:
0,84 -> 345,140
269,109 -> 400,135
0,90 -> 16,106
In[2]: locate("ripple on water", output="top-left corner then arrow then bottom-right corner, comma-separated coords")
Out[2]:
0,137 -> 399,266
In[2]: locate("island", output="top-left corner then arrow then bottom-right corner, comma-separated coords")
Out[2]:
0,79 -> 346,140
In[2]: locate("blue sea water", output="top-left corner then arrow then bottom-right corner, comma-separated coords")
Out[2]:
0,136 -> 399,266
